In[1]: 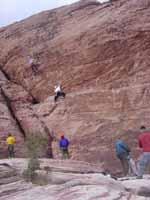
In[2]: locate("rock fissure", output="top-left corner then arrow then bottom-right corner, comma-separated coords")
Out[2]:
0,65 -> 11,81
0,64 -> 39,104
10,80 -> 40,104
0,88 -> 26,138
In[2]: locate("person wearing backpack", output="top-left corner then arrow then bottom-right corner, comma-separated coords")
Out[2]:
115,139 -> 131,176
59,135 -> 69,159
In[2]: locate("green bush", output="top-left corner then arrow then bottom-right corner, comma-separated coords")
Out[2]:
23,132 -> 47,182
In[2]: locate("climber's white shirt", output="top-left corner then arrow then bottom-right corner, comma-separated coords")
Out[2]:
54,85 -> 61,93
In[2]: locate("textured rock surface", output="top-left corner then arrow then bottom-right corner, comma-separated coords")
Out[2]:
0,158 -> 149,200
0,0 -> 150,173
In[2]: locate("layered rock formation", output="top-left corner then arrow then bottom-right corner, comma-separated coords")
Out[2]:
0,158 -> 150,200
0,0 -> 150,173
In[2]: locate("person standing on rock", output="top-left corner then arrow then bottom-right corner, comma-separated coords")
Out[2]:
54,83 -> 65,102
136,126 -> 150,179
6,134 -> 15,158
115,139 -> 131,176
59,135 -> 69,159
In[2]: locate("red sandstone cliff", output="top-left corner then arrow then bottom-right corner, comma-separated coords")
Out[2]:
0,0 -> 150,173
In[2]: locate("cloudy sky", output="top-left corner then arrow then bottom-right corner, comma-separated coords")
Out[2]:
0,0 -> 109,27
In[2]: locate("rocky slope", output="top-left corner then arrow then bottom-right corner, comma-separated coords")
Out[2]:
0,158 -> 150,200
0,0 -> 150,173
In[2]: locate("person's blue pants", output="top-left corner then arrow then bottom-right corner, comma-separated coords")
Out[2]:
137,152 -> 150,177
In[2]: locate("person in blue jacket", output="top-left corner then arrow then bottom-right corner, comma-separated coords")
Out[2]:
59,135 -> 70,159
115,139 -> 131,176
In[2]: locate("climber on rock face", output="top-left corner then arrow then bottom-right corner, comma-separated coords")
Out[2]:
28,57 -> 39,75
54,83 -> 66,102
59,135 -> 70,159
6,133 -> 15,158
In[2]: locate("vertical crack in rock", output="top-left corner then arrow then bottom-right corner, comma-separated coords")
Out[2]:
0,87 -> 26,138
0,65 -> 26,138
0,64 -> 39,105
0,65 -> 11,81
9,80 -> 39,105
31,105 -> 58,158
12,80 -> 40,105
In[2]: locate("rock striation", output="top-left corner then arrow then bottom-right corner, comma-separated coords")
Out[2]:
0,158 -> 150,200
0,0 -> 150,173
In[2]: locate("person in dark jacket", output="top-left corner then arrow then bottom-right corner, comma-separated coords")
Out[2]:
115,139 -> 131,176
136,126 -> 150,179
59,135 -> 69,159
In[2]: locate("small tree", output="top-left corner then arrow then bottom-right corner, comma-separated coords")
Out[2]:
23,132 -> 47,182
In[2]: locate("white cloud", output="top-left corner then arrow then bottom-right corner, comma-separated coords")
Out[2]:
0,0 -> 109,27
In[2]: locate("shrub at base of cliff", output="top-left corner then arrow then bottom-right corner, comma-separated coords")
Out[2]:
23,158 -> 40,182
23,133 -> 48,183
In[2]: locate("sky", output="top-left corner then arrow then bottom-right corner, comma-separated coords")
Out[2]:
0,0 -> 109,27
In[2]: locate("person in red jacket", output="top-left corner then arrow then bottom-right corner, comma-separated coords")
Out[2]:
137,126 -> 150,178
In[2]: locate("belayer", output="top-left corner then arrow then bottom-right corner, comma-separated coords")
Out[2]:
6,133 -> 15,158
115,139 -> 137,176
59,135 -> 70,159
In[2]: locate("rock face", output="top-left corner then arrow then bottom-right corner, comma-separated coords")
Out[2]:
0,158 -> 150,200
0,0 -> 150,173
